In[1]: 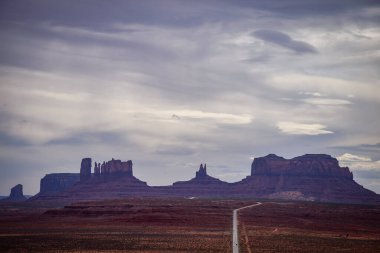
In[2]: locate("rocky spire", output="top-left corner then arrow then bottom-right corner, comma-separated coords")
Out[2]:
101,161 -> 106,174
4,184 -> 27,202
80,158 -> 92,182
196,163 -> 207,179
126,160 -> 133,176
94,162 -> 100,176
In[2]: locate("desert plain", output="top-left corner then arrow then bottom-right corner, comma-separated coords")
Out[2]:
0,198 -> 379,252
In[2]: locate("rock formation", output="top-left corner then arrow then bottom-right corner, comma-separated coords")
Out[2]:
159,163 -> 231,197
195,164 -> 207,178
235,154 -> 378,204
80,158 -> 92,182
29,154 -> 380,204
39,173 -> 80,195
94,162 -> 100,176
96,158 -> 133,176
3,184 -> 27,202
173,163 -> 228,186
251,154 -> 353,179
32,158 -> 149,202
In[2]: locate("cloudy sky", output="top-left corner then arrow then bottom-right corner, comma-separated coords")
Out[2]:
0,0 -> 379,195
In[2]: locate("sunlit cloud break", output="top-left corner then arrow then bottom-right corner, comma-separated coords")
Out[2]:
337,153 -> 380,171
303,98 -> 352,106
277,121 -> 333,135
337,153 -> 372,163
165,110 -> 253,125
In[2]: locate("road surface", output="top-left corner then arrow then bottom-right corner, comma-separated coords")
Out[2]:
232,202 -> 262,253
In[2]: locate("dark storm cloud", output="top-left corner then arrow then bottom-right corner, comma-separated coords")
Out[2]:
0,111 -> 30,146
155,146 -> 196,156
331,143 -> 380,161
0,22 -> 177,73
361,143 -> 380,150
45,131 -> 128,146
0,0 -> 379,194
333,143 -> 380,152
0,0 -> 225,29
0,1 -> 167,27
231,0 -> 380,18
252,29 -> 317,54
0,132 -> 30,146
353,170 -> 380,179
1,0 -> 379,32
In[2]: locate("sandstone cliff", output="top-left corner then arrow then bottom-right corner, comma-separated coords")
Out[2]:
95,159 -> 133,176
30,154 -> 380,204
251,154 -> 353,179
33,158 -> 150,202
235,154 -> 378,204
39,173 -> 80,195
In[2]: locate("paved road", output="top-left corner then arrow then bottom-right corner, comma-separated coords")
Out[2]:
232,202 -> 262,253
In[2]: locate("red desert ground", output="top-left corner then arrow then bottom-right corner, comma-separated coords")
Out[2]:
1,154 -> 379,252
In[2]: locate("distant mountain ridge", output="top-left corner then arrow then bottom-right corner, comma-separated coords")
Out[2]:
28,154 -> 380,205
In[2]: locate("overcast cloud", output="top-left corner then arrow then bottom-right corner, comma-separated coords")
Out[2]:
0,0 -> 379,195
252,29 -> 317,54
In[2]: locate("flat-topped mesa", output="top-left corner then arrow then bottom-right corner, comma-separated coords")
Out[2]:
95,158 -> 133,176
251,154 -> 353,179
39,173 -> 80,194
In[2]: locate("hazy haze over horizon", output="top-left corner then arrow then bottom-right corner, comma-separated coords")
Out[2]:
0,0 -> 379,195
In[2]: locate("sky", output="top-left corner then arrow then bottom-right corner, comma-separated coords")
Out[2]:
0,0 -> 379,195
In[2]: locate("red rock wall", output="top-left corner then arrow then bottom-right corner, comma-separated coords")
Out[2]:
251,154 -> 353,179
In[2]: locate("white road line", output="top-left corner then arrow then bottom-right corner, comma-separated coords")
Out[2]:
232,202 -> 262,253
